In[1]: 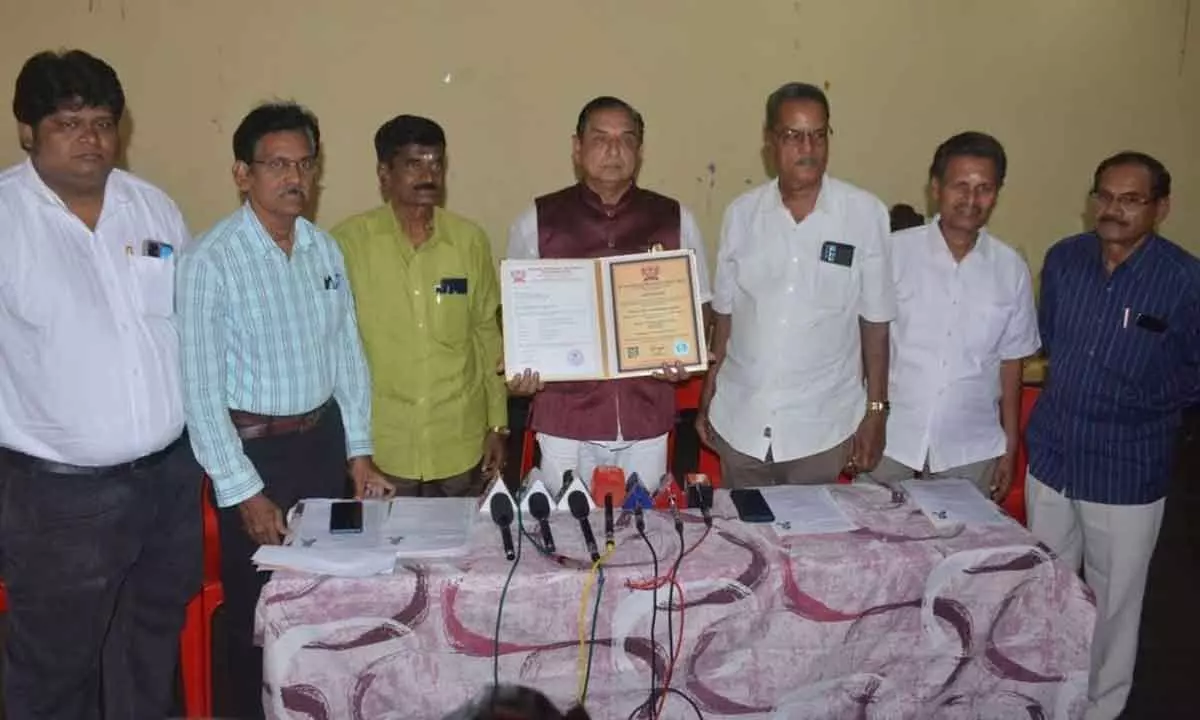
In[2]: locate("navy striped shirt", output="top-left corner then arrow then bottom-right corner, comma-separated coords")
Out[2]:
1026,232 -> 1200,504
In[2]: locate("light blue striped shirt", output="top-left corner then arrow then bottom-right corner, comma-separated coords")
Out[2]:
177,204 -> 374,507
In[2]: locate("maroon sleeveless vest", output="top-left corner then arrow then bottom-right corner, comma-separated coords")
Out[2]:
531,183 -> 681,441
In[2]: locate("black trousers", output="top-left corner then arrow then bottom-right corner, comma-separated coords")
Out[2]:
0,438 -> 202,720
215,403 -> 349,719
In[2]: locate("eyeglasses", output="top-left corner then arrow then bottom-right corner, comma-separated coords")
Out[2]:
775,126 -> 832,147
251,157 -> 319,175
1089,190 -> 1153,213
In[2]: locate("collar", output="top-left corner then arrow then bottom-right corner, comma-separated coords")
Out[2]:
577,181 -> 638,214
241,202 -> 315,258
767,174 -> 836,219
383,203 -> 441,251
1089,231 -> 1161,278
929,215 -> 992,262
20,156 -> 133,210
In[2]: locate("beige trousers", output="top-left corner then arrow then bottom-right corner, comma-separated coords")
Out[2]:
1026,473 -> 1165,720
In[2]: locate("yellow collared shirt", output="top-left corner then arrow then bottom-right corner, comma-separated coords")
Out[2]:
331,205 -> 506,480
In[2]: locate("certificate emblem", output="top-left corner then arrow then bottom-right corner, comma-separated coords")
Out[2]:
567,349 -> 584,366
673,340 -> 689,356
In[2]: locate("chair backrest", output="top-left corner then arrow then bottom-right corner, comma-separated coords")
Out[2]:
1001,385 -> 1041,526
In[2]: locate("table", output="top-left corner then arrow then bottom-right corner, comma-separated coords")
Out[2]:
256,486 -> 1094,719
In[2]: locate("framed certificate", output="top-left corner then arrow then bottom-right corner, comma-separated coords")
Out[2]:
501,249 -> 708,382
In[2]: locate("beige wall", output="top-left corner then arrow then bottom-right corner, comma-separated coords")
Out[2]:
1,0 -> 1197,276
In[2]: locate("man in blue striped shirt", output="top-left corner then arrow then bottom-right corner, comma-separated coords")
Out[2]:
177,102 -> 392,719
1026,152 -> 1200,720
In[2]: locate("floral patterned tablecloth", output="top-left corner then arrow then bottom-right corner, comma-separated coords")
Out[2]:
256,485 -> 1093,719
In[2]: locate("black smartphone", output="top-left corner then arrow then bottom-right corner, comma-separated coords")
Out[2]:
329,500 -> 364,535
729,488 -> 775,523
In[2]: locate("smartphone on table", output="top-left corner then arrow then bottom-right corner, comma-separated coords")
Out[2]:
729,488 -> 775,523
329,500 -> 364,535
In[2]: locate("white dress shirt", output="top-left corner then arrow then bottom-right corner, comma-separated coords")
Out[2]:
884,219 -> 1040,471
709,176 -> 895,462
0,159 -> 189,466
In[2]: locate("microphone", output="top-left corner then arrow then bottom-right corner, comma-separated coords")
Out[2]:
669,493 -> 683,534
604,493 -> 615,550
528,493 -> 555,553
633,504 -> 646,534
568,490 -> 600,562
489,494 -> 516,561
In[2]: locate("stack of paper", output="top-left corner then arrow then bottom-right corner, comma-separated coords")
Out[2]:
252,497 -> 478,576
757,485 -> 858,536
901,478 -> 1009,528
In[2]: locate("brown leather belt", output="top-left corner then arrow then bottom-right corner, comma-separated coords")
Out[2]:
0,434 -> 186,477
229,400 -> 330,441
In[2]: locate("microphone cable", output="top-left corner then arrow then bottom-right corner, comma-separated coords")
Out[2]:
635,516 -> 660,719
575,545 -> 614,705
492,499 -> 523,689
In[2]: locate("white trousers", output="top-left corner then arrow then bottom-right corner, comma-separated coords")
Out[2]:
536,432 -> 669,497
1026,473 -> 1164,720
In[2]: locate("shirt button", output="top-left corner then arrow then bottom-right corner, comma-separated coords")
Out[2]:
414,289 -> 421,296
792,257 -> 799,263
417,322 -> 424,329
787,285 -> 794,293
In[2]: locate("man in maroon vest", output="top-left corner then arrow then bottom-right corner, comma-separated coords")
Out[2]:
506,96 -> 712,496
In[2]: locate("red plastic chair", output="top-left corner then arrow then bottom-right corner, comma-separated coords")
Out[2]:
1001,385 -> 1041,527
179,477 -> 224,718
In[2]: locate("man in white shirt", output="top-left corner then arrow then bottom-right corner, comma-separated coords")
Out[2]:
698,82 -> 895,486
869,132 -> 1040,497
0,50 -> 198,720
506,96 -> 712,496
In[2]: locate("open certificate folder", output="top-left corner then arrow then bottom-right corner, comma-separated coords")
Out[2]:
500,248 -> 708,381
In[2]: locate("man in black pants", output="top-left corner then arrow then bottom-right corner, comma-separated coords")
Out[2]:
0,50 -> 199,719
177,102 -> 394,718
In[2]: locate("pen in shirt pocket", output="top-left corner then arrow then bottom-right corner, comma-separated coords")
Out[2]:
1123,307 -> 1130,329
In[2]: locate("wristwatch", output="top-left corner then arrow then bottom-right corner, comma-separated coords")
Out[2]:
490,426 -> 512,437
866,400 -> 890,414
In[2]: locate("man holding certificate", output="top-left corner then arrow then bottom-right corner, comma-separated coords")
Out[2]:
506,96 -> 712,495
698,82 -> 896,487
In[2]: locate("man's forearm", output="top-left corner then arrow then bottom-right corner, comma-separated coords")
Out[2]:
999,358 -> 1024,453
859,319 -> 889,402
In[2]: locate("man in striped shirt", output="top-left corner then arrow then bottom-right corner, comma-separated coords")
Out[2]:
1025,152 -> 1200,720
177,102 -> 392,719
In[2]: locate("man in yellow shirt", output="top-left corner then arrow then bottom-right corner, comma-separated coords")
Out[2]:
332,115 -> 506,496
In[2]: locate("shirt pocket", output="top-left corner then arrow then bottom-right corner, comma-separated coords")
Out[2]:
128,256 -> 175,317
1102,321 -> 1166,384
812,260 -> 857,312
431,291 -> 470,345
964,302 -> 1012,360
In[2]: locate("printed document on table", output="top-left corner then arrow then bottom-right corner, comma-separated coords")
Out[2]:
758,485 -> 858,535
253,499 -> 396,577
901,477 -> 1010,528
379,498 -> 477,559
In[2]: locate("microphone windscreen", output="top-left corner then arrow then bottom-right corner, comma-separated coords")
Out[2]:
567,490 -> 590,519
490,493 -> 514,526
528,492 -> 551,519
